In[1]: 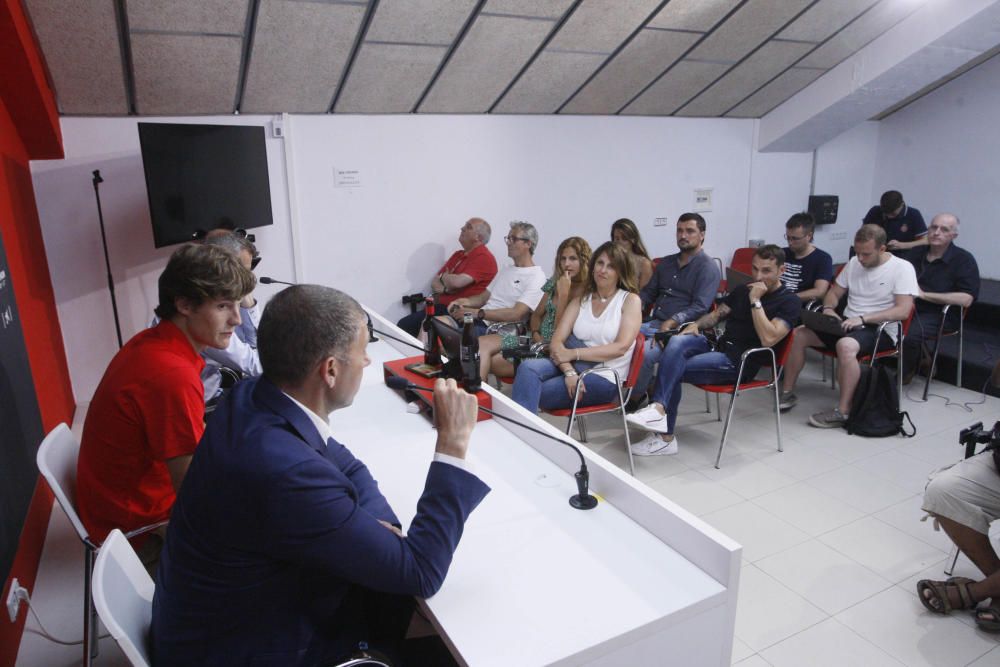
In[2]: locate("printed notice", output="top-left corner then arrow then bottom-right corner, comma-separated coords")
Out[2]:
333,168 -> 362,188
693,188 -> 713,212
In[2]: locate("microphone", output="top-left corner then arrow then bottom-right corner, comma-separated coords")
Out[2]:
384,377 -> 598,510
258,276 -> 296,286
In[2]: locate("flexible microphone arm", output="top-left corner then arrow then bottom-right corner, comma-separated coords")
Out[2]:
384,377 -> 598,510
259,277 -> 383,343
371,328 -> 424,353
258,276 -> 295,286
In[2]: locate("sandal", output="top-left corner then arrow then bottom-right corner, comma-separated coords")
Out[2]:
975,606 -> 1000,632
916,577 -> 977,614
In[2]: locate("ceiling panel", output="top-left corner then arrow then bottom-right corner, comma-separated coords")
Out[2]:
241,0 -> 365,113
647,0 -> 741,32
687,0 -> 813,63
419,15 -> 554,113
493,51 -> 605,113
778,0 -> 878,43
725,66 -> 824,117
132,34 -> 242,114
335,43 -> 446,113
483,0 -> 575,19
622,60 -> 729,115
365,0 -> 476,44
678,40 -> 812,116
547,0 -> 662,53
562,28 -> 699,114
127,0 -> 249,34
23,0 -> 127,114
798,0 -> 919,69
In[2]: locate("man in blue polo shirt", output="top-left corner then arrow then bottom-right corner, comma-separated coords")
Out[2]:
862,190 -> 927,255
902,213 -> 979,383
780,212 -> 833,303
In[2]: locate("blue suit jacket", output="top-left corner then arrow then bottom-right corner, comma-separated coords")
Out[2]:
151,376 -> 490,666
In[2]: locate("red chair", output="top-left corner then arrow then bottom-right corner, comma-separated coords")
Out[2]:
694,329 -> 796,469
731,247 -> 755,274
810,307 -> 915,411
545,333 -> 645,476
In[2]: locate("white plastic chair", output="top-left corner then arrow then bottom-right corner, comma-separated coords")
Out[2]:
92,529 -> 154,667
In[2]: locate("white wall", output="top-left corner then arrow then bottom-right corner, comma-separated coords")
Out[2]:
33,112 -> 881,401
873,53 -> 1000,277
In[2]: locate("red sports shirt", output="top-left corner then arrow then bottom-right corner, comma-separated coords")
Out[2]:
436,244 -> 498,305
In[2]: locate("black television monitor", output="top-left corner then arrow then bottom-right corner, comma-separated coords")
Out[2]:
137,122 -> 274,248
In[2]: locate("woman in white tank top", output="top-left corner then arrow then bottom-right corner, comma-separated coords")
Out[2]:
511,243 -> 642,413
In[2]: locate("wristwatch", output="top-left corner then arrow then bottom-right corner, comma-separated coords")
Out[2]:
564,370 -> 578,377
752,300 -> 763,310
477,308 -> 486,320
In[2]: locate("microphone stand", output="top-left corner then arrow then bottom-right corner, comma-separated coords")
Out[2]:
387,379 -> 598,510
92,170 -> 123,349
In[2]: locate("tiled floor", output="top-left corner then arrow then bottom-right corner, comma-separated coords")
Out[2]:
15,362 -> 1000,666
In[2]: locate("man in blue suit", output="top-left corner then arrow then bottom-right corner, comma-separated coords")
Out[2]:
151,284 -> 490,666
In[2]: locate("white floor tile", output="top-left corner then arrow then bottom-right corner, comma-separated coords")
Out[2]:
752,482 -> 866,537
694,457 -> 798,499
647,469 -> 746,517
733,564 -> 827,652
760,617 -> 904,667
751,443 -> 846,482
966,645 -> 1000,665
851,449 -> 942,495
873,494 -> 955,552
702,502 -> 810,563
755,540 -> 894,615
730,636 -> 755,663
819,516 -> 948,582
836,586 -> 997,667
809,466 -> 915,514
734,655 -> 772,667
807,429 -> 903,464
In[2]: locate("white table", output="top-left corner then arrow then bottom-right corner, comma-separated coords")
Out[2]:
330,311 -> 741,666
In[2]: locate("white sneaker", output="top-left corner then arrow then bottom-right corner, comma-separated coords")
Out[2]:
625,404 -> 670,433
630,433 -> 679,457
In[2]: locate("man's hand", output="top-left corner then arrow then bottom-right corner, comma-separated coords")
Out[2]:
447,299 -> 472,319
841,316 -> 863,331
565,373 -> 584,400
378,520 -> 403,537
680,322 -> 699,336
748,281 -> 767,301
659,318 -> 678,332
887,239 -> 901,250
433,378 -> 477,459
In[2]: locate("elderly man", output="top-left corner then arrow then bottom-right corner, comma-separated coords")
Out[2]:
780,212 -> 833,302
78,244 -> 255,568
862,190 -> 928,254
902,213 -> 980,383
445,220 -> 546,337
397,217 -> 497,337
630,213 -> 720,408
780,224 -> 919,428
152,285 -> 490,665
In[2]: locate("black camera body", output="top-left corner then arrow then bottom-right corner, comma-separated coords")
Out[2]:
401,292 -> 425,313
959,420 -> 1000,472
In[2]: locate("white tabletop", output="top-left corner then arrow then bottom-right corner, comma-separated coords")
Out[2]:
330,332 -> 728,666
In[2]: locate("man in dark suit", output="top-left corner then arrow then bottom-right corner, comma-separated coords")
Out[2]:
151,284 -> 490,666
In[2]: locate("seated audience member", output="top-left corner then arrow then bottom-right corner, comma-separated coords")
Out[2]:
916,365 -> 1000,632
445,220 -> 546,337
611,218 -> 654,289
780,224 -> 919,428
780,212 -> 833,302
397,217 -> 497,337
152,285 -> 490,665
77,244 -> 255,569
511,242 -> 641,413
863,189 -> 928,254
902,213 -> 979,383
478,237 -> 591,379
632,213 -> 720,406
626,245 -> 799,456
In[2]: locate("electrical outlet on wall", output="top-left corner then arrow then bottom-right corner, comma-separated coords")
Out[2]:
829,231 -> 848,240
654,217 -> 668,227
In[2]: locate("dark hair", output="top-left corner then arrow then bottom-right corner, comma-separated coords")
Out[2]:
154,243 -> 255,320
879,190 -> 903,215
677,212 -> 706,232
855,223 -> 887,247
754,244 -> 786,267
785,212 -> 815,236
554,237 -> 592,286
258,284 -> 365,387
610,218 -> 651,260
587,242 -> 638,295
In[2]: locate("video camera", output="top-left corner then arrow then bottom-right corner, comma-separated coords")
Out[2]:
401,292 -> 425,314
959,420 -> 1000,471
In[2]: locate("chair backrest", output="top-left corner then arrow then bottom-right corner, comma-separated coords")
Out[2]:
92,529 -> 154,667
730,247 -> 756,274
36,423 -> 91,543
900,305 -> 916,337
622,333 -> 646,389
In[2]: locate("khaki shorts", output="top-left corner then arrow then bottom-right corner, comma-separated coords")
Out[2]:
922,451 -> 1000,535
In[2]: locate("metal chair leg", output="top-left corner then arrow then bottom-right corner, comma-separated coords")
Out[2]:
958,316 -> 964,387
704,390 -> 711,413
715,389 -> 740,468
923,320 -> 947,401
83,544 -> 98,665
773,370 -> 783,454
944,545 -> 960,576
715,393 -> 722,422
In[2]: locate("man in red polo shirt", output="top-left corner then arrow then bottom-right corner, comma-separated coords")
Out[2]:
397,217 -> 497,336
77,243 -> 255,568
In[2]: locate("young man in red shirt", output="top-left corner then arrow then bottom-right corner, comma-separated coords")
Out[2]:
77,243 -> 255,568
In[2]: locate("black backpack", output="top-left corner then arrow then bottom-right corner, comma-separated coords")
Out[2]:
845,363 -> 916,437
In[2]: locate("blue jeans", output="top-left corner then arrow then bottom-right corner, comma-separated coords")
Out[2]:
511,335 -> 619,412
651,334 -> 739,434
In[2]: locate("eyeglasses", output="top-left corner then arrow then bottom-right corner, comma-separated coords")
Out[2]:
504,235 -> 529,244
784,233 -> 808,242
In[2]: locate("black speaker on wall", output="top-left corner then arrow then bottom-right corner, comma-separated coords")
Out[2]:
137,123 -> 274,248
808,195 -> 839,225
